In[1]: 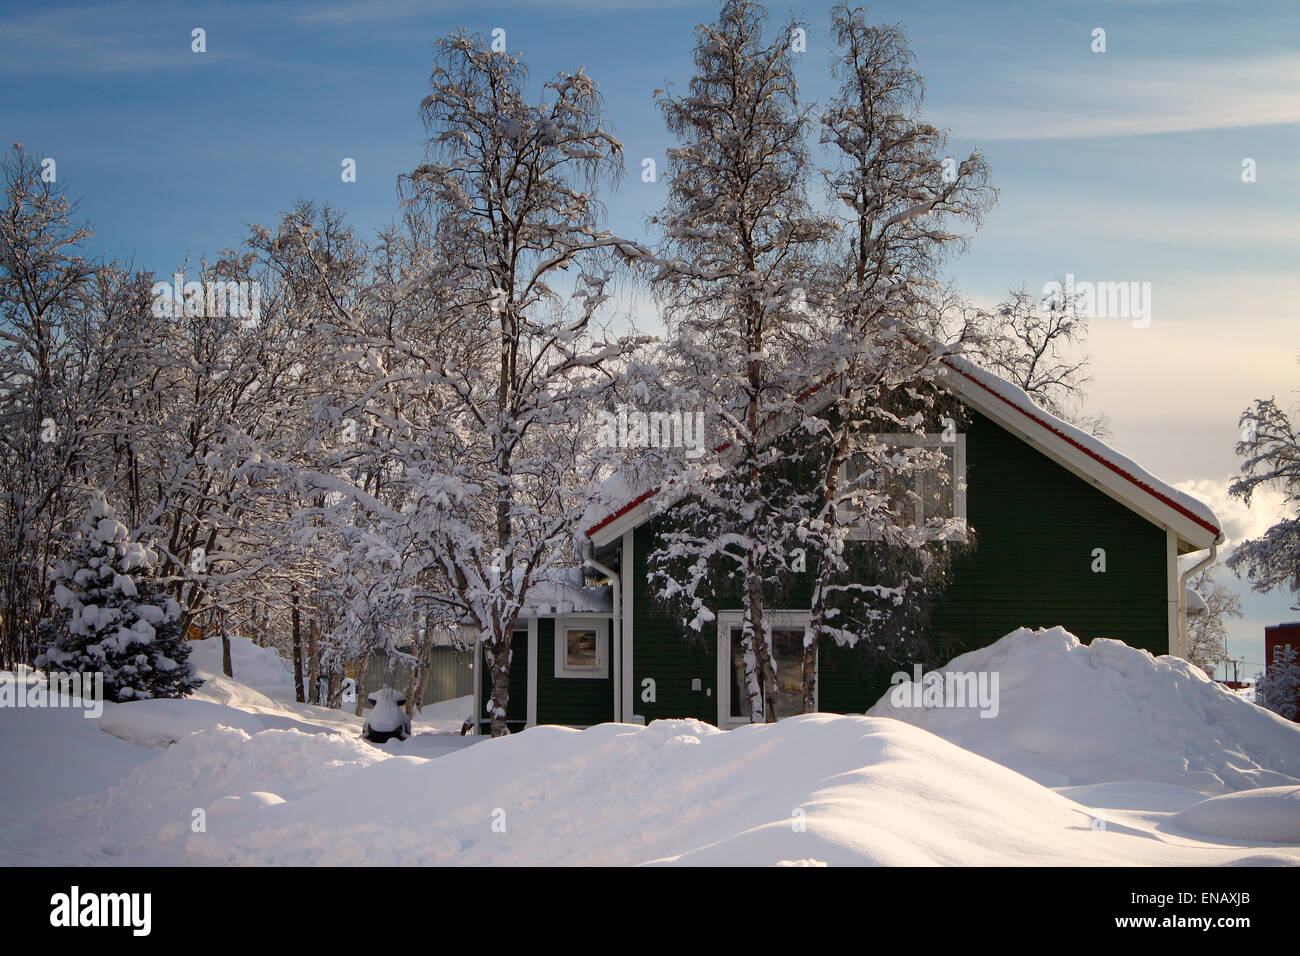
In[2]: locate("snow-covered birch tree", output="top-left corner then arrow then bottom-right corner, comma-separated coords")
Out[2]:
645,0 -> 837,722
279,34 -> 645,735
1228,396 -> 1300,605
792,4 -> 993,710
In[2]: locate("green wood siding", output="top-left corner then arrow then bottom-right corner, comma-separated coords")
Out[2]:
627,406 -> 1170,723
536,617 -> 615,726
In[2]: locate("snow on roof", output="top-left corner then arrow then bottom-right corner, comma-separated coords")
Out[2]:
935,351 -> 1222,542
583,347 -> 1223,549
520,566 -> 612,616
1185,587 -> 1210,617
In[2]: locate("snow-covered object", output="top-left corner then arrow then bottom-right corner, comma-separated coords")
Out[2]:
362,688 -> 411,743
1184,587 -> 1209,616
98,698 -> 265,748
519,567 -> 612,615
867,626 -> 1300,792
1173,787 -> 1300,843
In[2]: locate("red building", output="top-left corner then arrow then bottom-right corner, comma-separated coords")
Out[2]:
1265,622 -> 1300,668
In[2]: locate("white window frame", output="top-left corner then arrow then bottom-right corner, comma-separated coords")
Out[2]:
715,610 -> 814,729
554,614 -> 610,679
839,433 -> 966,541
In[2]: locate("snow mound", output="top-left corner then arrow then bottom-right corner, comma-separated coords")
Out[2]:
189,635 -> 294,690
98,698 -> 265,748
1173,787 -> 1300,844
0,675 -> 154,826
0,726 -> 383,865
866,626 -> 1300,793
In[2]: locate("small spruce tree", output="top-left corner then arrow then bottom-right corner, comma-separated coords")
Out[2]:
36,495 -> 201,701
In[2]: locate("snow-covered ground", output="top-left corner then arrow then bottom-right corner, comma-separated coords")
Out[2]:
1,629 -> 1297,866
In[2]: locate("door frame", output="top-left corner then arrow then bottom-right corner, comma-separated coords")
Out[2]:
715,609 -> 816,728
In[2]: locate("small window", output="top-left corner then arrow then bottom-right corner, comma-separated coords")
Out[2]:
838,434 -> 966,540
554,617 -> 609,678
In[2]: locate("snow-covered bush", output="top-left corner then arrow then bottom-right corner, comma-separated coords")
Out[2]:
36,495 -> 201,701
1257,645 -> 1300,722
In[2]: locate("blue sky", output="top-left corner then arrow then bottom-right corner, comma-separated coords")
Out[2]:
3,0 -> 1297,675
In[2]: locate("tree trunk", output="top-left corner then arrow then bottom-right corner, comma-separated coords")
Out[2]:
291,589 -> 305,703
487,637 -> 512,737
307,618 -> 319,704
220,610 -> 233,678
353,650 -> 371,717
803,428 -> 851,713
404,610 -> 433,718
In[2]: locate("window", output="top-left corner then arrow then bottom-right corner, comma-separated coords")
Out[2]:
716,611 -> 813,726
554,617 -> 609,678
838,434 -> 966,540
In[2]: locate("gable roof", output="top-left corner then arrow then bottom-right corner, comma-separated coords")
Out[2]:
582,350 -> 1222,553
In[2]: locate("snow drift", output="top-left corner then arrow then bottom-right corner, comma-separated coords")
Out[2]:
5,714 -> 1297,867
188,635 -> 295,692
867,626 -> 1300,793
4,625 -> 1299,866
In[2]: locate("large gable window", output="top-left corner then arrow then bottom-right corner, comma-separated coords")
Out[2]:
838,433 -> 966,540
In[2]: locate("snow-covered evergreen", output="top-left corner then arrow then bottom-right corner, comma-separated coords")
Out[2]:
36,496 -> 200,701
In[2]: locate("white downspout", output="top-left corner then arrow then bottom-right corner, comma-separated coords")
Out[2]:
583,539 -> 621,723
1176,532 -> 1223,660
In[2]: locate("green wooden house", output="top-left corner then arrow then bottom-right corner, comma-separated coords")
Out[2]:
472,353 -> 1223,732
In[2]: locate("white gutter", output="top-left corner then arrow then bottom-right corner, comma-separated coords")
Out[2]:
1176,532 -> 1223,659
582,540 -> 622,723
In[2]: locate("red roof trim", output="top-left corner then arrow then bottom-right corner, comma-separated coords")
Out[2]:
584,374 -> 841,538
584,362 -> 1221,541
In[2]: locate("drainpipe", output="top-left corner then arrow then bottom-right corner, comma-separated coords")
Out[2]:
1176,532 -> 1223,660
583,539 -> 621,723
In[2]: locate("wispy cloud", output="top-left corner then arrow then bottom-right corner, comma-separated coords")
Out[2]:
0,2 -> 230,75
932,51 -> 1300,140
291,0 -> 696,23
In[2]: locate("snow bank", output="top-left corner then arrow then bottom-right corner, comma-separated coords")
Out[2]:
0,676 -> 155,826
8,713 -> 1296,867
1173,787 -> 1300,844
867,626 -> 1300,792
420,694 -> 472,725
189,635 -> 294,691
98,698 -> 265,748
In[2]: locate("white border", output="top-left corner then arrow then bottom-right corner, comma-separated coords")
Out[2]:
553,614 -> 610,679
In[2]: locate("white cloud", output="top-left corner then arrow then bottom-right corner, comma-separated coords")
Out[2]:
932,51 -> 1300,140
1175,475 -> 1289,555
